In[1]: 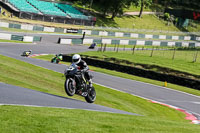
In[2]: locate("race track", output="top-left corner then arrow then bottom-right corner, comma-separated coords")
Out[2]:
0,82 -> 136,115
0,32 -> 200,118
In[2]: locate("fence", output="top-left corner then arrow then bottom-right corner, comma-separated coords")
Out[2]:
97,44 -> 200,63
59,38 -> 200,47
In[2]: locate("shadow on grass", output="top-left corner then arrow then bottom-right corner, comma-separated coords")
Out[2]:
121,15 -> 137,19
96,17 -> 118,27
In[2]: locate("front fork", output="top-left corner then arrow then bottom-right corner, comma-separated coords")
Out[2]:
66,76 -> 76,90
81,73 -> 87,84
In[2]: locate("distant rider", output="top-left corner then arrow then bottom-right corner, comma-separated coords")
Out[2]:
72,54 -> 93,88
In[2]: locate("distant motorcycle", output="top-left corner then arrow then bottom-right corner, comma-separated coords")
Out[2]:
64,63 -> 96,103
51,54 -> 62,64
88,43 -> 96,49
21,50 -> 32,57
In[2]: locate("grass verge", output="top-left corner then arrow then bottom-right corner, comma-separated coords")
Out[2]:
1,105 -> 200,133
96,14 -> 179,31
0,39 -> 29,43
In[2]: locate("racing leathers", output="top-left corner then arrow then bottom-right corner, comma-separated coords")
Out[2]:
76,60 -> 92,87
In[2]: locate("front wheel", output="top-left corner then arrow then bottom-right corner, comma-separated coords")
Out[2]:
64,78 -> 76,96
85,86 -> 96,103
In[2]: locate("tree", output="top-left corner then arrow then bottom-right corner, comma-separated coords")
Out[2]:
109,0 -> 130,19
95,0 -> 112,16
95,0 -> 132,19
132,0 -> 152,17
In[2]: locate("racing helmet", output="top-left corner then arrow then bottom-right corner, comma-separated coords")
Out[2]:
72,54 -> 81,64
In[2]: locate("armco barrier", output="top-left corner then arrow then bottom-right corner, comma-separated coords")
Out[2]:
33,36 -> 42,42
9,23 -> 21,29
21,24 -> 34,31
62,55 -> 200,90
23,36 -> 34,42
55,28 -> 64,33
33,26 -> 44,31
11,35 -> 23,41
81,29 -> 200,41
0,33 -> 11,40
58,38 -> 200,47
0,32 -> 41,42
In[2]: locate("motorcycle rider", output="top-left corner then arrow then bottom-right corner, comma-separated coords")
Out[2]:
72,54 -> 93,88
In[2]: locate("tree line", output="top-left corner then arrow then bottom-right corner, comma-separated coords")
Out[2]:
61,0 -> 200,19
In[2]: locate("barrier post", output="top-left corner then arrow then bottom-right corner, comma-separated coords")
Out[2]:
103,43 -> 107,52
172,48 -> 176,60
116,44 -> 119,53
164,81 -> 167,87
150,47 -> 154,57
114,43 -> 116,51
132,44 -> 136,54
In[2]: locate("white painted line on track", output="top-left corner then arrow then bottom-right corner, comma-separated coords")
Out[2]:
193,102 -> 200,104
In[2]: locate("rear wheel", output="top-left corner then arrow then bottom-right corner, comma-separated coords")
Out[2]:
51,57 -> 56,63
64,78 -> 75,96
56,59 -> 59,64
85,86 -> 96,103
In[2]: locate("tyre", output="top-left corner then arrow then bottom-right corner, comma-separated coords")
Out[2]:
51,58 -> 55,63
64,78 -> 75,96
85,86 -> 96,103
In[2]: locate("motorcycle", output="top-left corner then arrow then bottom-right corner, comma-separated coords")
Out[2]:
51,54 -> 62,64
64,63 -> 96,103
21,50 -> 32,57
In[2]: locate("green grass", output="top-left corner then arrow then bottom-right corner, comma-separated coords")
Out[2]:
0,39 -> 29,43
124,3 -> 164,12
96,14 -> 180,31
1,54 -> 200,132
1,105 -> 200,133
124,5 -> 151,12
33,54 -> 200,96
